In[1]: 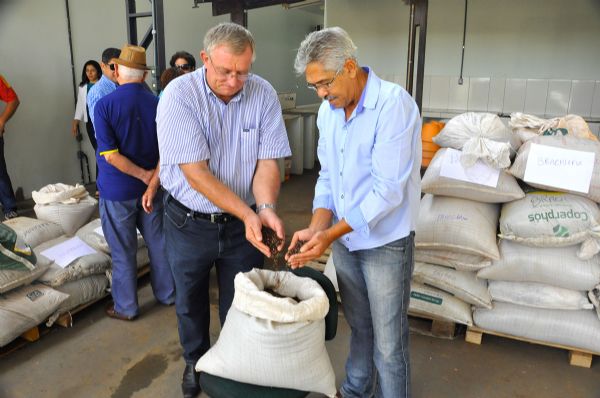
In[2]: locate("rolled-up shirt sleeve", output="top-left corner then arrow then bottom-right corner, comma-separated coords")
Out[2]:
345,95 -> 421,236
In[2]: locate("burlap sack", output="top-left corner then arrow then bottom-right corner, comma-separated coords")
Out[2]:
414,248 -> 491,272
413,262 -> 492,308
488,280 -> 592,311
416,194 -> 500,260
409,282 -> 473,326
432,112 -> 517,169
498,192 -> 600,258
421,148 -> 524,203
196,269 -> 335,397
474,302 -> 600,354
508,135 -> 600,203
477,240 -> 600,291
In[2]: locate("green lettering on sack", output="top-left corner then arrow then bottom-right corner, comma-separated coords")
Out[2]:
410,291 -> 443,305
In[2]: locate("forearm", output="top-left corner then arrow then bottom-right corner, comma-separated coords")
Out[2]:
147,162 -> 161,190
0,99 -> 19,124
252,159 -> 280,206
104,152 -> 152,184
309,209 -> 352,243
181,162 -> 254,221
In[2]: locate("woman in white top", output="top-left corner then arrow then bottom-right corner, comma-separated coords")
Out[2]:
72,60 -> 101,190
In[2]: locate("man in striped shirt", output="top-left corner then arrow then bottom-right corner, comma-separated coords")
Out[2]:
156,22 -> 291,398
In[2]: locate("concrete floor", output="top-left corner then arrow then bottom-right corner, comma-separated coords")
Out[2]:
1,169 -> 600,398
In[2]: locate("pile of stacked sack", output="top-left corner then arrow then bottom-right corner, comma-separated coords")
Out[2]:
414,111 -> 600,353
0,183 -> 148,348
413,112 -> 523,326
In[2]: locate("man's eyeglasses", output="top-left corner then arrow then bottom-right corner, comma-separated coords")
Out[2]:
108,63 -> 116,71
208,57 -> 251,82
307,69 -> 342,92
176,64 -> 193,72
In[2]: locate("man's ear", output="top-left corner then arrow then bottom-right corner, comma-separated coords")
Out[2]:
345,59 -> 358,79
200,50 -> 209,65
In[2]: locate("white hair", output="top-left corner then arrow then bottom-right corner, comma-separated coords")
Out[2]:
204,22 -> 256,63
118,65 -> 145,80
294,27 -> 358,75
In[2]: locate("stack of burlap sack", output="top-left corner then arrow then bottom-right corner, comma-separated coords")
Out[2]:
1,183 -> 113,347
415,111 -> 600,353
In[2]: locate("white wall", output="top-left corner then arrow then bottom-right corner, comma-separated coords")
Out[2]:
0,0 -> 322,200
325,0 -> 600,119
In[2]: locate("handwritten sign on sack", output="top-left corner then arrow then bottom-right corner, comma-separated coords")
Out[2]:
523,143 -> 595,194
440,148 -> 500,188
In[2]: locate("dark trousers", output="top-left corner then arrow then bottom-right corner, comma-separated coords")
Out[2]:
85,120 -> 99,182
0,137 -> 17,213
163,196 -> 264,364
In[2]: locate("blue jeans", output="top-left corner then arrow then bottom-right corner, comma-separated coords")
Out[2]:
0,137 -> 16,213
99,190 -> 175,317
334,232 -> 415,398
163,196 -> 264,364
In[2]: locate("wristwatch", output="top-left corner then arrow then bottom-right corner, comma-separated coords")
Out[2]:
256,203 -> 276,213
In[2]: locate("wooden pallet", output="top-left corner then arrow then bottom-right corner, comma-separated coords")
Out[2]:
305,247 -> 332,272
465,326 -> 598,368
408,310 -> 462,339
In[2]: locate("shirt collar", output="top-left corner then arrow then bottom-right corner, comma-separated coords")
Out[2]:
355,66 -> 379,114
100,75 -> 118,89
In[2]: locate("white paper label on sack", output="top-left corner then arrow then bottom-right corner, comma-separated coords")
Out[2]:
524,143 -> 595,194
40,237 -> 97,268
93,225 -> 141,237
439,148 -> 500,188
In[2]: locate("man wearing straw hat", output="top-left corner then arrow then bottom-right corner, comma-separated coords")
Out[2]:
94,44 -> 175,321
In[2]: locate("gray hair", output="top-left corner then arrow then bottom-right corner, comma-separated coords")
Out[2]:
294,27 -> 358,75
204,22 -> 256,63
118,65 -> 145,80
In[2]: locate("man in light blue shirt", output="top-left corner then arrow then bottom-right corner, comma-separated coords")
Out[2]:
157,23 -> 290,398
287,27 -> 422,398
87,47 -> 120,128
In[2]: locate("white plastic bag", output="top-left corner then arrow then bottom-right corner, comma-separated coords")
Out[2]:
488,280 -> 592,310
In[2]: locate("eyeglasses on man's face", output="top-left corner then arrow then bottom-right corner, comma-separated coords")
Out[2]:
108,63 -> 116,71
208,57 -> 251,82
307,69 -> 342,92
176,63 -> 193,71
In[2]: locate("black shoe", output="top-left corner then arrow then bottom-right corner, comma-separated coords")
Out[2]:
182,363 -> 200,398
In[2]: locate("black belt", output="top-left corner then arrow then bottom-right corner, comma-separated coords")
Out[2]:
167,195 -> 237,224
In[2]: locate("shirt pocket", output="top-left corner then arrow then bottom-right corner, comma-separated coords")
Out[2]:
240,128 -> 260,165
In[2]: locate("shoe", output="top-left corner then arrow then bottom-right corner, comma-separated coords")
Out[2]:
105,302 -> 136,321
182,363 -> 201,398
4,210 -> 18,220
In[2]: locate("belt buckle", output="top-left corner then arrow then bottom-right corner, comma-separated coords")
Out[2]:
211,213 -> 220,223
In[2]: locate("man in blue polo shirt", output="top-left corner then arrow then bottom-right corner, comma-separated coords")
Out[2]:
94,44 -> 175,321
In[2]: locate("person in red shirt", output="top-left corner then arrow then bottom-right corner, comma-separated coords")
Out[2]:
0,74 -> 19,220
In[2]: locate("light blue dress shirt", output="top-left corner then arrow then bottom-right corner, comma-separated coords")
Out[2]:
314,67 -> 422,251
87,75 -> 118,128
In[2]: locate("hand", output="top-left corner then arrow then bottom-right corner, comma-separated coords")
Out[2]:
257,208 -> 285,253
241,208 -> 272,257
142,184 -> 158,213
286,229 -> 333,269
0,120 -> 5,136
71,120 -> 78,137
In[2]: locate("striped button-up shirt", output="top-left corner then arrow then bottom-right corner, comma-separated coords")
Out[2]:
314,67 -> 422,251
87,75 -> 118,127
156,67 -> 291,213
